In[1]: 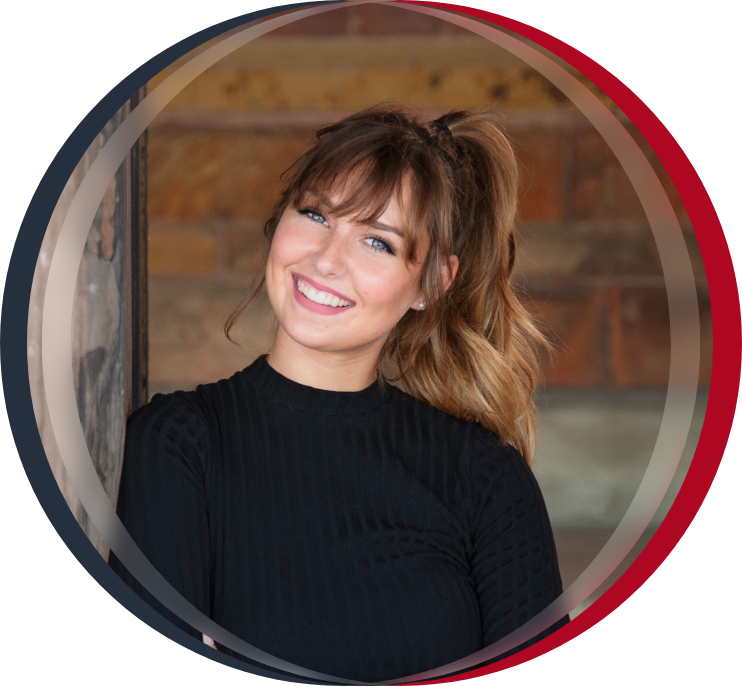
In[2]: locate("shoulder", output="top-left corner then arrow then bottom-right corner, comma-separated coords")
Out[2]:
383,384 -> 477,441
125,390 -> 212,468
392,390 -> 541,521
122,372 -> 243,482
128,388 -> 207,435
460,425 -> 554,547
385,386 -> 533,495
470,426 -> 539,501
386,385 -> 524,467
126,366 -> 259,455
129,366 -> 253,433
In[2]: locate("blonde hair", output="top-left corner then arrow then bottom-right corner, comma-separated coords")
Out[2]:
225,105 -> 552,464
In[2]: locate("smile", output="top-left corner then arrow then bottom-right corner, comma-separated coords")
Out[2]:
293,274 -> 355,314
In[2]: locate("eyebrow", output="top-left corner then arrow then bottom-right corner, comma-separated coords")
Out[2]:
369,220 -> 405,239
302,189 -> 406,240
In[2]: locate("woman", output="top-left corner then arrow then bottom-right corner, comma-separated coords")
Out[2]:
109,105 -> 568,681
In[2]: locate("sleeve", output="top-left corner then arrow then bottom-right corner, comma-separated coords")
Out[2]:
108,392 -> 212,642
467,434 -> 569,660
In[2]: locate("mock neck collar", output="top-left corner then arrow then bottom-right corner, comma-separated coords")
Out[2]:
243,355 -> 392,415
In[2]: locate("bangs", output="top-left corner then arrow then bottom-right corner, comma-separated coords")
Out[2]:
283,133 -> 446,263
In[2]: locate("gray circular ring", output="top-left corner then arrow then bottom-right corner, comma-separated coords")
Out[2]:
37,1 -> 700,682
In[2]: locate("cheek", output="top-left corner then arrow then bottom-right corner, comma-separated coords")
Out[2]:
265,235 -> 293,307
264,245 -> 281,294
266,224 -> 306,282
359,268 -> 419,315
268,226 -> 296,268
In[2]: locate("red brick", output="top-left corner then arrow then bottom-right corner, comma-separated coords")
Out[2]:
148,225 -> 217,276
572,126 -> 690,224
355,5 -> 449,34
148,131 -> 312,220
608,287 -> 671,386
148,279 -> 275,389
226,227 -> 271,277
572,132 -> 645,220
514,223 -> 663,286
526,292 -> 603,386
515,131 -> 563,222
573,227 -> 663,277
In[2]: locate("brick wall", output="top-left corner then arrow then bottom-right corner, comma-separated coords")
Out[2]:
147,5 -> 710,395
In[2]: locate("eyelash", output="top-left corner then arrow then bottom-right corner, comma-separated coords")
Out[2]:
297,208 -> 329,226
364,235 -> 396,256
297,207 -> 397,256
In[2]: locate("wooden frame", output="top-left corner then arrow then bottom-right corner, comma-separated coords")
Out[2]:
124,87 -> 149,417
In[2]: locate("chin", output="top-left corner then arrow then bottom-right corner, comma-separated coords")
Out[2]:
282,320 -> 352,353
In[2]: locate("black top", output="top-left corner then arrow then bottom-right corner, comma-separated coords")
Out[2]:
109,356 -> 567,681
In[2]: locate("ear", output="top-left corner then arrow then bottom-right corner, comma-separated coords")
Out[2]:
407,255 -> 459,312
442,255 -> 459,293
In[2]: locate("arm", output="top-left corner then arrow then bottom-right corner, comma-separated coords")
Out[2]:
468,438 -> 569,656
108,393 -> 213,643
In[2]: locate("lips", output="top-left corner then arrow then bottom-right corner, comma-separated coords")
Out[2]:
294,273 -> 355,303
292,273 -> 356,315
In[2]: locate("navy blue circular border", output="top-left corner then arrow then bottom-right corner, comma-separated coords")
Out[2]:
0,3 -> 347,682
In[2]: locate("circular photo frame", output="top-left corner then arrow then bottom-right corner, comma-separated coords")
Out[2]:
3,1 -> 740,683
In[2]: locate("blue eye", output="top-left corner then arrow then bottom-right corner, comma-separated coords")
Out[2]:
364,236 -> 396,255
298,208 -> 329,226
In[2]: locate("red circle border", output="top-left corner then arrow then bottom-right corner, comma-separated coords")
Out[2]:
394,1 -> 742,681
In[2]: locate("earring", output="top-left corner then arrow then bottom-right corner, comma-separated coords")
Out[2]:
417,301 -> 426,311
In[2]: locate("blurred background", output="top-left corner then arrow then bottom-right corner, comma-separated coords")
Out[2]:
144,5 -> 712,615
39,4 -> 709,615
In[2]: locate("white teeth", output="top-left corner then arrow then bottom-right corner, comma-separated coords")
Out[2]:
296,278 -> 351,308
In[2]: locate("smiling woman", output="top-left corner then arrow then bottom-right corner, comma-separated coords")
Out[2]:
265,184 -> 444,387
109,105 -> 569,681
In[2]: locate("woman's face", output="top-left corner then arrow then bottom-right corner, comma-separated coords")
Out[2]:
265,188 -> 427,359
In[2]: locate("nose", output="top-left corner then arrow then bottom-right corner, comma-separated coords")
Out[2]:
312,225 -> 348,277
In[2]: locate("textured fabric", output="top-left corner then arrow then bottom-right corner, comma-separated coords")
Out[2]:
109,356 -> 568,681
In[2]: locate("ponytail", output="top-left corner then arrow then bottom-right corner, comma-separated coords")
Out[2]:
378,111 -> 551,464
225,105 -> 552,464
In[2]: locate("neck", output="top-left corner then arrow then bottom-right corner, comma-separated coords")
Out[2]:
267,330 -> 382,392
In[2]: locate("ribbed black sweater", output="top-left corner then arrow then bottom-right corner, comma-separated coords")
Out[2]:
109,356 -> 567,681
